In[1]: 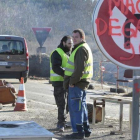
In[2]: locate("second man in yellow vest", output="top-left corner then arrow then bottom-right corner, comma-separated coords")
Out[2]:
50,35 -> 73,132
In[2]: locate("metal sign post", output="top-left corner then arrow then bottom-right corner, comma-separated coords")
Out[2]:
100,61 -> 105,89
116,66 -> 119,89
133,70 -> 140,140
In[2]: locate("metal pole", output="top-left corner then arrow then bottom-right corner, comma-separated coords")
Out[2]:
102,99 -> 105,125
101,70 -> 103,89
100,61 -> 103,89
129,103 -> 132,131
132,70 -> 140,140
92,100 -> 96,125
116,66 -> 119,89
119,103 -> 123,133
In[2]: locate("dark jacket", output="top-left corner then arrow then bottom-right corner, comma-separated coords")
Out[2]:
63,41 -> 92,90
51,44 -> 70,87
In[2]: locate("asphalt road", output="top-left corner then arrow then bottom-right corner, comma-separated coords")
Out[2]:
0,79 -> 132,140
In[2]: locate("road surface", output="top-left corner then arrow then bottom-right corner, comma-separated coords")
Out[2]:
0,79 -> 132,140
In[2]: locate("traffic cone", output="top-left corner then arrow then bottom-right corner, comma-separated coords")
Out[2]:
14,77 -> 27,111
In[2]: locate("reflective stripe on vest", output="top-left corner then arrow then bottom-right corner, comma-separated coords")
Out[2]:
66,60 -> 92,67
50,73 -> 60,77
64,43 -> 93,79
50,48 -> 68,81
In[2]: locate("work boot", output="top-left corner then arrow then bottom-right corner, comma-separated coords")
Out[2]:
64,122 -> 71,129
57,124 -> 64,132
83,122 -> 91,137
85,132 -> 91,137
59,126 -> 64,132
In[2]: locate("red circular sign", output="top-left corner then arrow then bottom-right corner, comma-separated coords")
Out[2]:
93,0 -> 140,69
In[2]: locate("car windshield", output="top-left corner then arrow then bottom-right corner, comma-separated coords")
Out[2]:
0,40 -> 24,55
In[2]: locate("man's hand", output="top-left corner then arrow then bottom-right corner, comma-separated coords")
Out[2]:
69,84 -> 74,87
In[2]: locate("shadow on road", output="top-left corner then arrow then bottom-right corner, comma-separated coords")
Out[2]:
0,110 -> 14,112
9,82 -> 20,84
89,134 -> 113,139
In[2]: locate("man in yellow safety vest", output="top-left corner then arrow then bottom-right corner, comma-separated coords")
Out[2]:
50,35 -> 73,132
64,29 -> 93,139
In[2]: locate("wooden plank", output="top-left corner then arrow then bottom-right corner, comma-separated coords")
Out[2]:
90,97 -> 132,103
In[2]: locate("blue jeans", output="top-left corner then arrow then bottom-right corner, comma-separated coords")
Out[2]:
68,86 -> 91,134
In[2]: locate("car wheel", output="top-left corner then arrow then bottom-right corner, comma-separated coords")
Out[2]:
0,103 -> 2,110
12,103 -> 16,106
49,79 -> 52,84
24,77 -> 27,83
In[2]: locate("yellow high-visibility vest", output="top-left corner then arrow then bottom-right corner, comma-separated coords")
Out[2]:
50,48 -> 68,81
64,43 -> 93,79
